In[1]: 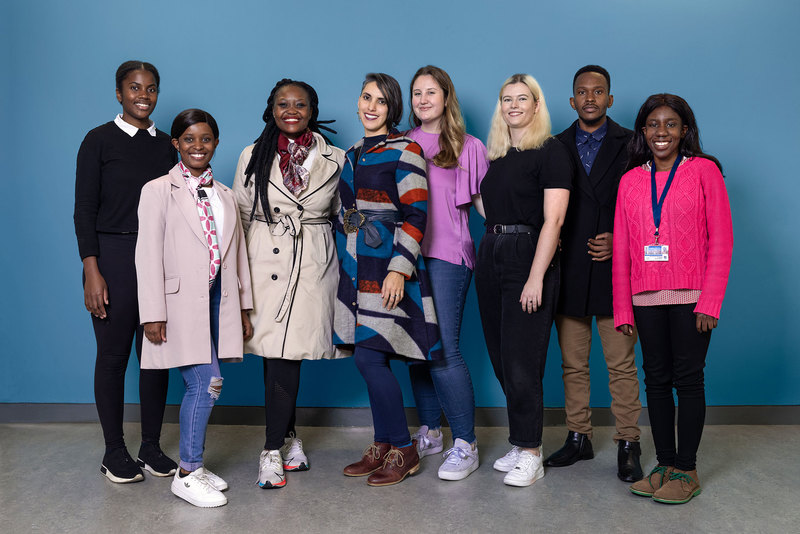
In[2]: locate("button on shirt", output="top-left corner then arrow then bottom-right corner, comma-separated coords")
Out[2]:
575,120 -> 608,175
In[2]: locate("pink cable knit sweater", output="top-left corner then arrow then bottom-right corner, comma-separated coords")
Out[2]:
612,157 -> 733,329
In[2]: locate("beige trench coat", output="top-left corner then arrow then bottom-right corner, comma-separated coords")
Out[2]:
136,165 -> 254,369
233,133 -> 345,360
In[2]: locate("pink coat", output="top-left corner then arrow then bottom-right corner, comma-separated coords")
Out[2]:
136,165 -> 253,369
612,157 -> 733,329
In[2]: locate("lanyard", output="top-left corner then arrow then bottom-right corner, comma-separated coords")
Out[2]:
650,156 -> 682,243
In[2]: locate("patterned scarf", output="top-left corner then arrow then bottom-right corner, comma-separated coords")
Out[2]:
179,162 -> 221,287
277,130 -> 315,196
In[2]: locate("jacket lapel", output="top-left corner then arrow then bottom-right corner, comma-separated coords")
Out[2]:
562,122 -> 597,201
588,118 -> 626,191
168,167 -> 206,245
217,183 -> 236,258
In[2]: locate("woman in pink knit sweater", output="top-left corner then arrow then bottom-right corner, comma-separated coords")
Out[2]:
612,94 -> 732,505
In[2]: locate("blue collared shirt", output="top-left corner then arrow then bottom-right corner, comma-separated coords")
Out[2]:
575,120 -> 608,175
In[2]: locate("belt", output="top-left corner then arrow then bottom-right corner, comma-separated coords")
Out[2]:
343,208 -> 402,248
487,224 -> 537,234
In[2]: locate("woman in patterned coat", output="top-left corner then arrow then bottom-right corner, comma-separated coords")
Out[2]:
335,73 -> 441,486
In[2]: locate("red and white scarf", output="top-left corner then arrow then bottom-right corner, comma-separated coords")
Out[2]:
179,162 -> 221,287
277,130 -> 315,196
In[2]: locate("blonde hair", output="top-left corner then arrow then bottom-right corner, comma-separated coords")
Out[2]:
409,65 -> 466,169
487,73 -> 552,160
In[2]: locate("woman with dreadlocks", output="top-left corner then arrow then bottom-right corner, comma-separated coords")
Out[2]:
232,79 -> 345,490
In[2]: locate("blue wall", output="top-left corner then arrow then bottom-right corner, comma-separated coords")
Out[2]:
3,0 -> 798,408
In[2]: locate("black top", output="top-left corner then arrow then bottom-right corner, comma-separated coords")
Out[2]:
74,121 -> 176,259
481,137 -> 573,228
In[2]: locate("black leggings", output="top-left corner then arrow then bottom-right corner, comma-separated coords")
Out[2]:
634,304 -> 711,471
263,358 -> 302,450
90,233 -> 169,452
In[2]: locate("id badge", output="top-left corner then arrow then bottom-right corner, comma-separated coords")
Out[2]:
644,244 -> 669,262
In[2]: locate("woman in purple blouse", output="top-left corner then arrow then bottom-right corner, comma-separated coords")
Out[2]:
405,65 -> 488,481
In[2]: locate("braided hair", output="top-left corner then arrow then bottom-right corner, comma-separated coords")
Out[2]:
244,79 -> 336,222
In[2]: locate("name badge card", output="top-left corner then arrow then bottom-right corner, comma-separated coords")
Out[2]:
644,244 -> 669,261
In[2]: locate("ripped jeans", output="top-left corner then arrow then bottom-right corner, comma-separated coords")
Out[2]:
177,278 -> 222,471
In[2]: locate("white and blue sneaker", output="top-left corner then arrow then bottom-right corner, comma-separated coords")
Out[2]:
503,448 -> 544,487
438,438 -> 479,481
280,434 -> 309,472
412,425 -> 444,458
258,449 -> 286,489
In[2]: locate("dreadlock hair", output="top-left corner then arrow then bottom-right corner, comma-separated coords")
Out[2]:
243,78 -> 337,222
408,65 -> 466,169
626,93 -> 722,173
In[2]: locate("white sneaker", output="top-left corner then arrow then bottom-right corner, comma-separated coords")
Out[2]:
171,468 -> 227,508
503,449 -> 544,487
493,445 -> 521,472
279,434 -> 309,471
412,425 -> 444,458
438,438 -> 479,481
203,467 -> 228,491
257,449 -> 286,489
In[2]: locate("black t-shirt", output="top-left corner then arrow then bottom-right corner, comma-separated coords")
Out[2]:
74,121 -> 176,259
481,137 -> 573,228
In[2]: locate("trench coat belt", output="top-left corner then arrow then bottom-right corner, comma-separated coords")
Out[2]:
343,208 -> 402,248
487,223 -> 537,234
259,214 -> 332,322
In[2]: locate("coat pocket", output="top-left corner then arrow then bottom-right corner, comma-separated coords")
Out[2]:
164,277 -> 180,294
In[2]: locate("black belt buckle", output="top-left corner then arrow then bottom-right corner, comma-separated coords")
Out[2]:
492,224 -> 504,234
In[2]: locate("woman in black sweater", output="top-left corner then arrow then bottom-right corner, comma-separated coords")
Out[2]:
74,60 -> 177,483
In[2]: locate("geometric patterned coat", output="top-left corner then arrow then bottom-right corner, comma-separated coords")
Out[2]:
333,130 -> 442,361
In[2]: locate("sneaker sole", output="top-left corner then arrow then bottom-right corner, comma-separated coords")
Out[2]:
493,461 -> 516,473
366,463 -> 420,487
652,488 -> 702,504
284,462 -> 309,472
629,487 -> 655,497
100,465 -> 144,484
137,459 -> 176,477
171,482 -> 227,507
438,460 -> 479,481
258,478 -> 287,489
503,470 -> 544,487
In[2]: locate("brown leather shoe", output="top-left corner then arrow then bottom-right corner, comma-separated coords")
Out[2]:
366,443 -> 420,487
343,442 -> 391,477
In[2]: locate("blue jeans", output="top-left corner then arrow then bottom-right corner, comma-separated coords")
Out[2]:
408,257 -> 476,444
354,346 -> 411,447
178,279 -> 222,471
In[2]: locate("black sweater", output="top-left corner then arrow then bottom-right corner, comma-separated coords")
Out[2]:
74,121 -> 176,259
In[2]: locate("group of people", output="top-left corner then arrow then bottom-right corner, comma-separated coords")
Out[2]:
74,60 -> 732,508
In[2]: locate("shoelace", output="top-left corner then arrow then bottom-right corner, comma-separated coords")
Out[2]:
668,471 -> 697,485
412,431 -> 433,451
514,451 -> 538,470
189,472 -> 216,493
362,443 -> 383,460
647,465 -> 670,484
382,449 -> 405,468
442,446 -> 470,463
503,446 -> 521,461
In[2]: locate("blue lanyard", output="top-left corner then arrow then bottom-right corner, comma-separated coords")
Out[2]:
650,156 -> 681,243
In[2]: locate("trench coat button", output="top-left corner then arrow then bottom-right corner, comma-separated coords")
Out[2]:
223,291 -> 228,297
222,263 -> 227,269
298,205 -> 304,211
274,206 -> 281,213
271,274 -> 278,280
273,248 -> 279,254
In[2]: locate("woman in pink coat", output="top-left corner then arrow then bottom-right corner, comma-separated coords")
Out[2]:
136,109 -> 253,508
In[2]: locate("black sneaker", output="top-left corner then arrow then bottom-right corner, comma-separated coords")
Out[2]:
101,447 -> 144,483
137,442 -> 178,477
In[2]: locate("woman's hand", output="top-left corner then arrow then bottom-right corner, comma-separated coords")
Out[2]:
588,232 -> 613,262
619,324 -> 634,336
242,311 -> 254,341
144,322 -> 167,344
381,271 -> 405,310
520,276 -> 543,313
83,256 -> 109,319
696,313 -> 718,333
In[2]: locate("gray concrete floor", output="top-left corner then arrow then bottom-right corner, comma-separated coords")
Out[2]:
1,423 -> 797,533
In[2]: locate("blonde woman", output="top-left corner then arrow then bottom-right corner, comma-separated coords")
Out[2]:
405,65 -> 487,481
476,74 -> 572,487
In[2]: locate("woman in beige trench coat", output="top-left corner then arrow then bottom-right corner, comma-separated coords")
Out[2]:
232,79 -> 345,489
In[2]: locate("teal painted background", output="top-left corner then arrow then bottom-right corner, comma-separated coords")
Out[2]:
3,0 -> 798,409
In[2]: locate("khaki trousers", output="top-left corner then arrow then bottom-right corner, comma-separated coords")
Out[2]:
555,314 -> 641,442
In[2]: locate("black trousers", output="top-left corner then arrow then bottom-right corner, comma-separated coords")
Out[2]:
89,233 -> 169,452
263,358 -> 302,450
475,232 -> 559,448
634,304 -> 711,471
